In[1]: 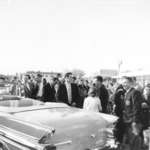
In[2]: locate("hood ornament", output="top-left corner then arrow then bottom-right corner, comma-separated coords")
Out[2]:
91,134 -> 96,138
39,129 -> 55,144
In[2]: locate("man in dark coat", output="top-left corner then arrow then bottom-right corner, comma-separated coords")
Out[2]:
121,76 -> 143,150
42,77 -> 56,102
24,75 -> 35,98
56,72 -> 80,107
93,76 -> 109,113
113,85 -> 126,144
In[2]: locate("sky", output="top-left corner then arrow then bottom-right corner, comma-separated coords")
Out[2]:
0,0 -> 150,75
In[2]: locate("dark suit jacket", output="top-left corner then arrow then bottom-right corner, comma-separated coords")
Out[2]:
24,82 -> 34,98
32,83 -> 39,99
42,83 -> 56,102
98,85 -> 109,113
56,83 -> 80,107
123,88 -> 143,124
114,88 -> 125,118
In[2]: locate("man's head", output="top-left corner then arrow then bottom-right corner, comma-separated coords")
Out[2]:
122,76 -> 133,91
43,78 -> 47,85
36,74 -> 42,83
24,74 -> 31,83
93,76 -> 103,88
72,76 -> 77,84
65,72 -> 73,83
53,77 -> 59,85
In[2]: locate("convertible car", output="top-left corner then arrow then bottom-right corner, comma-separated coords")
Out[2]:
0,95 -> 118,150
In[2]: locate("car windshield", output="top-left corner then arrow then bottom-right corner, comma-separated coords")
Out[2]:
0,96 -> 44,107
0,96 -> 68,114
0,95 -> 21,101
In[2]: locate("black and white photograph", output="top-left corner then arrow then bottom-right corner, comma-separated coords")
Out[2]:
0,0 -> 150,149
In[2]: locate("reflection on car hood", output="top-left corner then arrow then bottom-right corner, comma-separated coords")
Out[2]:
13,106 -> 117,150
0,100 -> 118,150
0,101 -> 68,113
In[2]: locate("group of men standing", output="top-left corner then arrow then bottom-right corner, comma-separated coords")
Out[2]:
22,72 -> 109,112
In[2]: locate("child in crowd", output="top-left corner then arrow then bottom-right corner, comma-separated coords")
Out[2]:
83,87 -> 102,112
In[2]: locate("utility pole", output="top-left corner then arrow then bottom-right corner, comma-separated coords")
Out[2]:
118,59 -> 123,77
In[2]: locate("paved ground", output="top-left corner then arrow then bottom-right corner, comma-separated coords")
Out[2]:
101,145 -> 148,150
103,127 -> 149,150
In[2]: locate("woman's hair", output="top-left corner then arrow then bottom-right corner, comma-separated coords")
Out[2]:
88,87 -> 97,97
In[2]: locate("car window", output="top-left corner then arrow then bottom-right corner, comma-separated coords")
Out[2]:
0,99 -> 43,107
0,95 -> 21,101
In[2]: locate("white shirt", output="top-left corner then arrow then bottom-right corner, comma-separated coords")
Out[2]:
37,82 -> 43,97
65,82 -> 72,104
83,96 -> 102,112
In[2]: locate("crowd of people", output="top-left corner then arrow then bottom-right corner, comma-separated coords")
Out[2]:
9,72 -> 150,150
10,73 -> 109,111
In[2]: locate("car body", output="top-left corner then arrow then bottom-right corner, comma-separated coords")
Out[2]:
0,95 -> 118,150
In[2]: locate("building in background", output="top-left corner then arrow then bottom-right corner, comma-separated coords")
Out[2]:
100,69 -> 118,77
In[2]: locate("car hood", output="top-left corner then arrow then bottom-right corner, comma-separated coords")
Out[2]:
14,107 -> 117,150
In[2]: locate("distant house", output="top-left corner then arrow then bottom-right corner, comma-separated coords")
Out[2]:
100,69 -> 118,77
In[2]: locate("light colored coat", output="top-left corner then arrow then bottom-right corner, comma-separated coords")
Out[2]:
83,96 -> 102,112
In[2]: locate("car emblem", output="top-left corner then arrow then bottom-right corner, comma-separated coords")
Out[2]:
91,134 -> 96,138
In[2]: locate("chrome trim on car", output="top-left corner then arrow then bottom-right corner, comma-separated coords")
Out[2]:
0,125 -> 39,140
39,129 -> 55,144
0,139 -> 10,150
0,132 -> 55,150
54,140 -> 72,146
0,113 -> 56,149
8,117 -> 55,133
0,126 -> 38,148
0,131 -> 6,136
0,136 -> 29,150
0,112 -> 55,138
0,125 -> 51,150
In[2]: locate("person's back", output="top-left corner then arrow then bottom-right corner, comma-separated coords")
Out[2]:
83,96 -> 102,112
83,87 -> 102,112
114,85 -> 125,118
